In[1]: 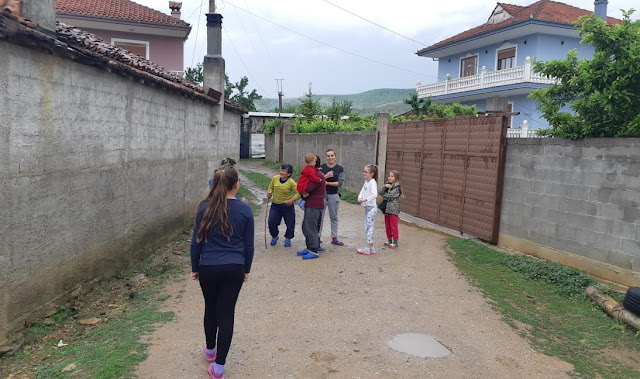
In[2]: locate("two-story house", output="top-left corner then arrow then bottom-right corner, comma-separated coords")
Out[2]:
56,0 -> 191,76
415,0 -> 620,130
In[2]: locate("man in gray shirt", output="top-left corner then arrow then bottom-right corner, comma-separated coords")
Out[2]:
319,149 -> 345,246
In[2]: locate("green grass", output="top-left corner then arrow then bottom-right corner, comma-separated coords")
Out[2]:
240,170 -> 272,189
446,237 -> 640,378
0,234 -> 191,379
260,161 -> 359,205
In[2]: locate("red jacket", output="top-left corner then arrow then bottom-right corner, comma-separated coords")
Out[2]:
304,168 -> 326,209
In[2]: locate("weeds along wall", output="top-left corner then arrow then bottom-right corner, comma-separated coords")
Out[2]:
500,138 -> 640,285
265,130 -> 378,193
0,41 -> 241,350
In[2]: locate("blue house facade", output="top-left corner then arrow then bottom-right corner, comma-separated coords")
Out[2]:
416,0 -> 617,130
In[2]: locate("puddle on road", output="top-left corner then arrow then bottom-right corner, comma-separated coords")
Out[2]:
388,333 -> 452,358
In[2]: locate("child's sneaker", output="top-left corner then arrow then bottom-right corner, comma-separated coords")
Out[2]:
389,241 -> 398,249
356,247 -> 371,255
297,199 -> 305,211
270,236 -> 278,246
284,239 -> 291,247
384,238 -> 392,246
203,346 -> 216,362
302,251 -> 319,260
207,363 -> 225,379
331,237 -> 344,246
297,248 -> 309,256
370,247 -> 377,254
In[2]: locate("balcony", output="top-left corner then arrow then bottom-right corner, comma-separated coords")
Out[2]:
417,57 -> 555,99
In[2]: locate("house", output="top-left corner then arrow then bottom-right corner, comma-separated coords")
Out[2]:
56,0 -> 191,76
415,0 -> 620,129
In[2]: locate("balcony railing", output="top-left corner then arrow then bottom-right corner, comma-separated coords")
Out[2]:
417,56 -> 556,98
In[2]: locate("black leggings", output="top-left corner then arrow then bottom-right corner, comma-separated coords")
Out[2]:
198,264 -> 245,365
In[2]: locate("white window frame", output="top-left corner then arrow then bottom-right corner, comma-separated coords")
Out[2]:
507,101 -> 514,128
459,53 -> 479,78
495,42 -> 517,71
111,38 -> 150,59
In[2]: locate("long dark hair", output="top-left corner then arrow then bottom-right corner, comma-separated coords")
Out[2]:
197,166 -> 238,242
365,164 -> 378,182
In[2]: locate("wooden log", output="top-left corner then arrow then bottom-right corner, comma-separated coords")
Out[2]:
586,286 -> 640,331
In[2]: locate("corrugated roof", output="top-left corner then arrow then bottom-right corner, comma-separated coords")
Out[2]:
418,0 -> 622,55
56,0 -> 190,28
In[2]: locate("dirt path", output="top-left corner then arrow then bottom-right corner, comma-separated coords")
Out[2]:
136,161 -> 573,378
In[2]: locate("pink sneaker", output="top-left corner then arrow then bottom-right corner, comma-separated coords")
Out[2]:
356,248 -> 371,255
203,346 -> 216,362
208,363 -> 225,379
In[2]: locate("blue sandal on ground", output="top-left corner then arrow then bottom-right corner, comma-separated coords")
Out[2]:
270,237 -> 278,246
297,249 -> 309,256
302,251 -> 319,260
284,239 -> 291,247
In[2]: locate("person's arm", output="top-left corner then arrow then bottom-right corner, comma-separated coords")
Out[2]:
287,179 -> 300,204
382,184 -> 400,200
365,179 -> 378,202
267,176 -> 276,197
190,207 -> 205,275
243,205 -> 255,274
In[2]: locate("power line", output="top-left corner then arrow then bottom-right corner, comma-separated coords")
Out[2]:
190,0 -> 205,67
320,0 -> 428,47
222,1 -> 438,79
223,28 -> 270,95
238,0 -> 281,78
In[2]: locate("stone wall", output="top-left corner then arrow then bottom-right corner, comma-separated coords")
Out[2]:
0,41 -> 240,349
500,138 -> 640,284
266,130 -> 378,193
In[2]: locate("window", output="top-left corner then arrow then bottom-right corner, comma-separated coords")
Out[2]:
497,47 -> 516,70
111,38 -> 149,59
460,55 -> 478,77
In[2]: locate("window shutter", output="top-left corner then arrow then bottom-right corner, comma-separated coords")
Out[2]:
498,48 -> 515,60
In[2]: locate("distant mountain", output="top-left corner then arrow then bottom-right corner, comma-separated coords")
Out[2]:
254,88 -> 414,115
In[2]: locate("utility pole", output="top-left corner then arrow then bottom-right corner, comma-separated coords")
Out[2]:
275,79 -> 284,116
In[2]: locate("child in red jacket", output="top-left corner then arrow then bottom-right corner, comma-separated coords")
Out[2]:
296,153 -> 321,209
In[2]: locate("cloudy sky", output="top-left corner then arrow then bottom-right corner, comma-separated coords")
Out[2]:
137,0 -> 637,98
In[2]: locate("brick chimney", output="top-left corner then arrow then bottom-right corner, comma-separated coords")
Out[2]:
169,2 -> 182,20
203,0 -> 225,125
21,0 -> 56,31
594,0 -> 608,20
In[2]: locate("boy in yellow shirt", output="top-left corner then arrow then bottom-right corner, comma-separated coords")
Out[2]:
267,164 -> 300,247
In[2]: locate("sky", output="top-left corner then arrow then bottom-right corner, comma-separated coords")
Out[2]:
136,0 -> 638,98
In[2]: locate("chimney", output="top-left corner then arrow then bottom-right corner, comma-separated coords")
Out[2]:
594,0 -> 608,20
21,0 -> 56,31
203,0 -> 225,125
169,2 -> 182,20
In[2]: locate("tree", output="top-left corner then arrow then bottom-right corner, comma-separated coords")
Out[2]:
529,10 -> 640,138
297,83 -> 323,119
229,76 -> 262,112
225,74 -> 233,99
184,63 -> 203,86
272,104 -> 298,113
403,92 -> 432,116
325,98 -> 353,121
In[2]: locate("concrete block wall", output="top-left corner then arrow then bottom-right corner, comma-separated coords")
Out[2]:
0,41 -> 240,348
268,131 -> 378,193
500,138 -> 640,279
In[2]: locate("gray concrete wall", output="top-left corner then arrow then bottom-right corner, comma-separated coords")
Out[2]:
500,138 -> 640,283
277,131 -> 378,193
0,41 -> 240,348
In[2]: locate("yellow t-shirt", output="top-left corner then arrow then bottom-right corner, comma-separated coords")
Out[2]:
268,175 -> 300,204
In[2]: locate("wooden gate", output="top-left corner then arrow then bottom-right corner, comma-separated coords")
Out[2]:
385,114 -> 508,243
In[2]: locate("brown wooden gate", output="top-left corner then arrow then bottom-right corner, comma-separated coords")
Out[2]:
385,114 -> 508,243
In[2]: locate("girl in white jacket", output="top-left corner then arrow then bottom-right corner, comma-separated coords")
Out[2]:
356,164 -> 378,255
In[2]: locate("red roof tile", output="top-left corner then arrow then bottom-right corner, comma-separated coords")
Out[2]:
56,0 -> 189,28
418,0 -> 622,54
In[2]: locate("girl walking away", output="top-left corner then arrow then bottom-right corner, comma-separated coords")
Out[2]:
266,164 -> 299,247
356,165 -> 378,255
379,170 -> 402,248
190,166 -> 254,379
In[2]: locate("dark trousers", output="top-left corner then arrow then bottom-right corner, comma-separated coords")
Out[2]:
198,264 -> 245,365
268,202 -> 295,239
302,207 -> 322,252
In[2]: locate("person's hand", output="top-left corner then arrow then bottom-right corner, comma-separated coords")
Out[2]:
325,171 -> 334,179
267,192 -> 272,198
302,192 -> 308,197
191,272 -> 199,280
385,183 -> 392,189
244,273 -> 249,282
358,198 -> 364,203
285,199 -> 294,206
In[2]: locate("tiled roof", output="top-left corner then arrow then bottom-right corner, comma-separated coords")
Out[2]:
56,0 -> 190,28
0,9 -> 244,113
418,0 -> 622,54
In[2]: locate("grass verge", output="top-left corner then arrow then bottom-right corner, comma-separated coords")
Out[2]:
260,160 -> 360,205
446,237 -> 640,378
0,233 -> 192,379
